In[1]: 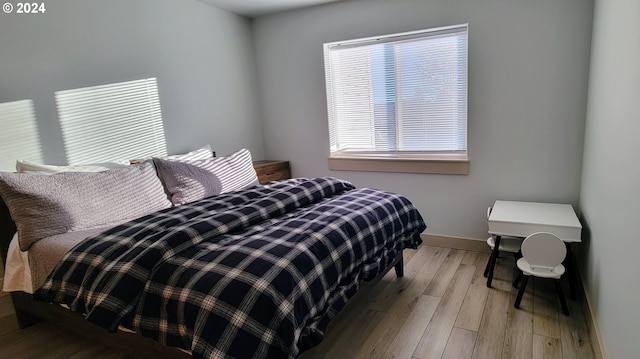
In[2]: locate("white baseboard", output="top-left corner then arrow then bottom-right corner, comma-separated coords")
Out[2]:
420,233 -> 490,252
579,277 -> 607,359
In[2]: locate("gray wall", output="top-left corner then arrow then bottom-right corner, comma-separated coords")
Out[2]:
580,0 -> 640,357
253,0 -> 593,239
0,0 -> 265,164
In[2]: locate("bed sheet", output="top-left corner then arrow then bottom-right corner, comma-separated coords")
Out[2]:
2,233 -> 32,293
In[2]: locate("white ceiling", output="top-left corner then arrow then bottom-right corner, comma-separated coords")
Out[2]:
199,0 -> 342,18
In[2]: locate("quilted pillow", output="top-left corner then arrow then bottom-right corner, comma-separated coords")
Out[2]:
154,148 -> 259,205
0,162 -> 172,251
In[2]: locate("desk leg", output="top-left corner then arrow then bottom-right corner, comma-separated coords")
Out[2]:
486,235 -> 501,288
565,243 -> 578,300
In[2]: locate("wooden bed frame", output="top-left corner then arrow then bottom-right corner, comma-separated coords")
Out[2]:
0,198 -> 191,357
0,197 -> 404,357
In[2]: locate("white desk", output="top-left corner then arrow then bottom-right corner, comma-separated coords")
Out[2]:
486,201 -> 582,295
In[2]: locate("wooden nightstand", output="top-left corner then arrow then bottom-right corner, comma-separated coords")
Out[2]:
253,160 -> 291,184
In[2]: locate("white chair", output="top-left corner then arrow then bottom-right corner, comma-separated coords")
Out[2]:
514,232 -> 569,315
483,207 -> 523,279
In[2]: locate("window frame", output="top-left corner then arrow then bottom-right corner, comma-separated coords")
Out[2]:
323,24 -> 469,175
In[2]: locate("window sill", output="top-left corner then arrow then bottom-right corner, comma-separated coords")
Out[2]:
328,156 -> 469,175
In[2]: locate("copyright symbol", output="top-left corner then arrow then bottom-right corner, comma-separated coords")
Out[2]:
2,3 -> 13,13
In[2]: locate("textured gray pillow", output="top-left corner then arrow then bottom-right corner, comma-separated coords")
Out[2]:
15,159 -> 130,174
0,162 -> 172,251
154,148 -> 259,205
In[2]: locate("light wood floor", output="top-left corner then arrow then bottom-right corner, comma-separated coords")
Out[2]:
0,245 -> 594,359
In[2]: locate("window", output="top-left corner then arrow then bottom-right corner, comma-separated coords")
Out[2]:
0,99 -> 43,171
324,24 -> 468,174
55,78 -> 168,164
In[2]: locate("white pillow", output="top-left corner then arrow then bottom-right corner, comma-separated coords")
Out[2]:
129,145 -> 214,164
16,159 -> 130,174
161,144 -> 214,161
17,145 -> 215,173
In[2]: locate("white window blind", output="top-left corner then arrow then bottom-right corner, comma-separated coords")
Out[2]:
324,24 -> 468,159
55,78 -> 168,164
0,99 -> 43,171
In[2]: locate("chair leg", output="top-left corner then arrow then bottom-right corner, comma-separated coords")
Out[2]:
486,236 -> 502,287
555,279 -> 570,316
513,271 -> 523,288
514,275 -> 529,309
483,253 -> 492,278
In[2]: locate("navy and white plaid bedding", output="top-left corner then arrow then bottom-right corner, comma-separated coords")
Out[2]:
35,177 -> 426,359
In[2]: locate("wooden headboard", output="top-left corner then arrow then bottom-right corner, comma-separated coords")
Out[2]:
0,198 -> 16,269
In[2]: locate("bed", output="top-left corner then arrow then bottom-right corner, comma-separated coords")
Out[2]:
0,149 -> 426,359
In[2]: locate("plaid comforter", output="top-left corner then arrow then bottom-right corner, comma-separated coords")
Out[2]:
35,177 -> 425,359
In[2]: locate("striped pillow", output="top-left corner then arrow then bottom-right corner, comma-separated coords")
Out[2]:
154,148 -> 259,205
0,162 -> 172,251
